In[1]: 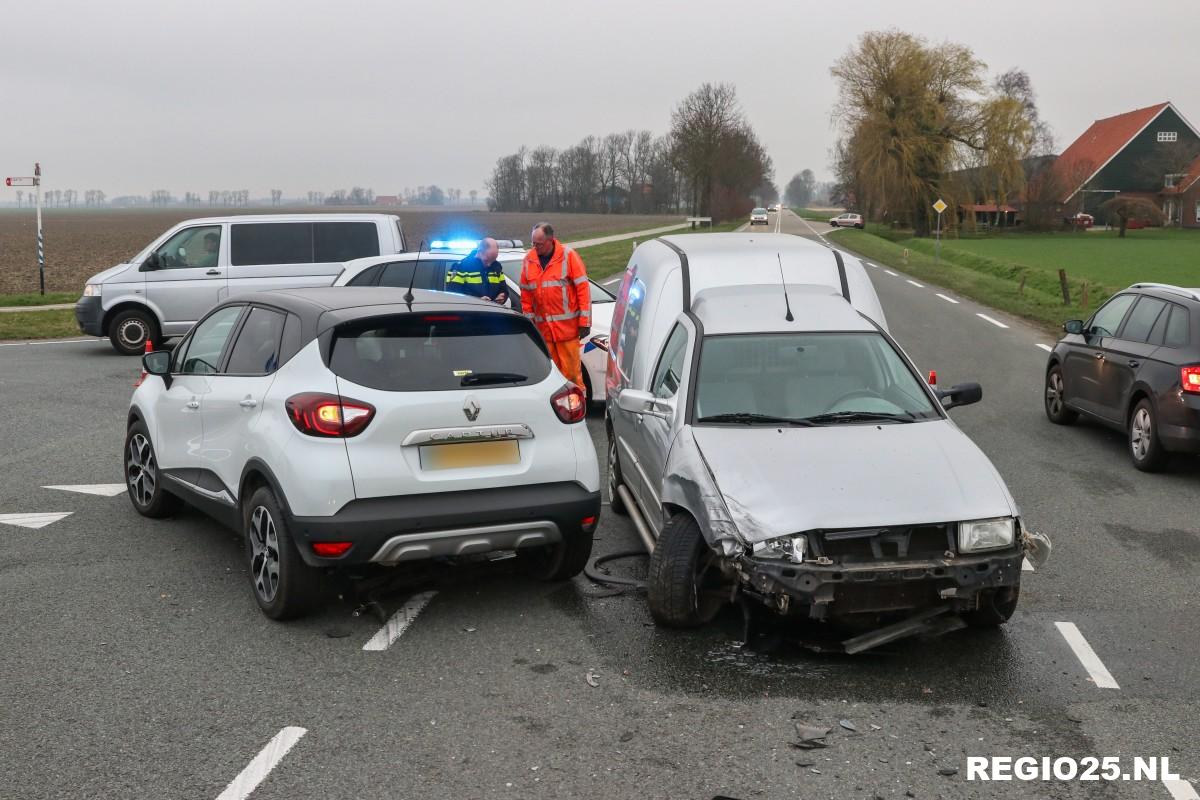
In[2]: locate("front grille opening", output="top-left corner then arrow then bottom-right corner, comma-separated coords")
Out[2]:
813,524 -> 954,564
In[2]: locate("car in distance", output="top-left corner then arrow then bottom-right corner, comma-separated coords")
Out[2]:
750,208 -> 769,226
606,233 -> 1024,636
332,245 -> 618,406
829,212 -> 865,229
767,205 -> 777,214
126,287 -> 600,619
1045,283 -> 1200,471
76,214 -> 405,355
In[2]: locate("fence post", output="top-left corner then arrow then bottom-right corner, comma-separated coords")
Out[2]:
1058,269 -> 1071,305
1018,273 -> 1026,296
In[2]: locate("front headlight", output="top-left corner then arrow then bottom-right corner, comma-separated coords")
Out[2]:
751,534 -> 807,563
958,517 -> 1015,552
82,284 -> 101,297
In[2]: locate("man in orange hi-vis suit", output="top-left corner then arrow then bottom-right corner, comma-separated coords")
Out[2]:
520,222 -> 591,388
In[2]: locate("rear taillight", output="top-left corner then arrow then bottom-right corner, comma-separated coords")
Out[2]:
285,392 -> 375,437
1182,366 -> 1200,394
551,384 -> 587,423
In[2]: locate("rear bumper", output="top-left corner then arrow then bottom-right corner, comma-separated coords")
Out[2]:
288,481 -> 600,567
75,296 -> 103,336
1159,395 -> 1200,453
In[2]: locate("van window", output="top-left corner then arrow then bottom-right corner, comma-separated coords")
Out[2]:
155,225 -> 222,269
225,307 -> 287,375
651,324 -> 688,398
314,222 -> 379,262
230,223 -> 312,266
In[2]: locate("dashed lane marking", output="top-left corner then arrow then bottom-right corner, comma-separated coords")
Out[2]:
906,279 -> 925,288
362,590 -> 437,652
0,512 -> 73,529
0,338 -> 101,347
215,726 -> 307,800
1164,779 -> 1200,800
976,313 -> 1010,329
884,270 -> 899,277
1036,343 -> 1053,352
935,293 -> 959,304
1054,621 -> 1120,689
43,483 -> 126,497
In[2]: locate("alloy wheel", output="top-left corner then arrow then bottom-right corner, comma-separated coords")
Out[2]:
249,506 -> 281,603
1045,371 -> 1064,416
126,433 -> 157,507
1131,407 -> 1152,461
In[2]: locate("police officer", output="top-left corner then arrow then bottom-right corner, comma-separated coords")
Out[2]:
445,237 -> 508,303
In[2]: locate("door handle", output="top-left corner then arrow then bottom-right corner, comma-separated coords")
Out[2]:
1094,352 -> 1105,360
206,269 -> 220,276
1128,360 -> 1140,368
186,399 -> 200,410
239,397 -> 258,408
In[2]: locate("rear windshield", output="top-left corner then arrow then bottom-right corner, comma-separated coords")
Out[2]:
329,312 -> 551,391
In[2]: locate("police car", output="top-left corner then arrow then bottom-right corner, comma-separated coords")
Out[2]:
331,241 -> 616,406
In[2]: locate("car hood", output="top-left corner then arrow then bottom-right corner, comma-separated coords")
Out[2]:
688,420 -> 1017,544
86,262 -> 134,285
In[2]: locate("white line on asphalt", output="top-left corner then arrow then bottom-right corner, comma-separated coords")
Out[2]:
603,276 -> 621,286
1036,343 -> 1053,352
1054,622 -> 1119,689
215,726 -> 307,800
906,279 -> 925,288
0,512 -> 73,529
976,313 -> 1009,329
1164,778 -> 1200,800
884,270 -> 899,277
1022,558 -> 1035,572
43,483 -> 127,497
0,338 -> 101,347
866,262 -> 880,269
935,293 -> 959,304
362,590 -> 437,651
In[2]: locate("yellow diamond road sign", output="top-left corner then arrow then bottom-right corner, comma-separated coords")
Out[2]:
932,198 -> 947,214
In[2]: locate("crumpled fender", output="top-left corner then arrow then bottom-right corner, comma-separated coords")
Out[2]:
661,428 -> 747,557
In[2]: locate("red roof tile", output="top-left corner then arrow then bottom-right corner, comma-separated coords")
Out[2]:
1053,102 -> 1170,202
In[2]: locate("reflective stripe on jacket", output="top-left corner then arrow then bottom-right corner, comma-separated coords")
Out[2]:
446,254 -> 506,300
520,242 -> 592,342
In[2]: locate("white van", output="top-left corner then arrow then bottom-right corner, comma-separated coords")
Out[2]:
75,214 -> 405,354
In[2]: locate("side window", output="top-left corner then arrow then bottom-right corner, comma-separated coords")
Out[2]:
314,222 -> 380,262
230,223 -> 313,266
1088,294 -> 1136,337
1119,297 -> 1167,343
179,306 -> 244,375
346,264 -> 384,287
225,307 -> 287,375
1147,303 -> 1170,345
651,324 -> 689,399
378,259 -> 448,289
1165,305 -> 1191,348
154,225 -> 222,269
277,313 -> 303,366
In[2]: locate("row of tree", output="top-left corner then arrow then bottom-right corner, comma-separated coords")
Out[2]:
486,83 -> 773,222
11,189 -> 106,208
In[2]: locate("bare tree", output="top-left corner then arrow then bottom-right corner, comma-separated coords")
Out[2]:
15,190 -> 22,208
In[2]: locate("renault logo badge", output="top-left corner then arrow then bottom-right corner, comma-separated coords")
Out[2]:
463,396 -> 481,422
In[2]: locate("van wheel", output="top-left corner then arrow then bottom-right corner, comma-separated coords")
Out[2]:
606,435 -> 628,516
647,513 -> 727,628
964,585 -> 1019,627
1044,365 -> 1077,424
518,523 -> 594,581
1129,398 -> 1168,472
109,309 -> 160,355
244,486 -> 320,620
124,422 -> 181,518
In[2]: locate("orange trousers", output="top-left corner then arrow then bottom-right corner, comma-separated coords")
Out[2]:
547,338 -> 584,389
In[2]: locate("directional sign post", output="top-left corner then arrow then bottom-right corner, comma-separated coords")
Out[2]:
6,165 -> 45,294
5,177 -> 35,187
932,198 -> 947,264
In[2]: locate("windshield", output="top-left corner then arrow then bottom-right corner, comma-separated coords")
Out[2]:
694,332 -> 940,425
752,208 -> 767,214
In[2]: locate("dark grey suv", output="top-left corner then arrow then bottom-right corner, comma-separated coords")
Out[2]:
1045,283 -> 1200,471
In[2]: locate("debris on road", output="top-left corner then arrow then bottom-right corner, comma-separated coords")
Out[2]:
585,670 -> 599,687
791,721 -> 832,749
1022,527 -> 1052,569
839,719 -> 857,732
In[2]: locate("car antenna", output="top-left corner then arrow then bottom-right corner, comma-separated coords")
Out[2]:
404,240 -> 425,309
776,253 -> 794,322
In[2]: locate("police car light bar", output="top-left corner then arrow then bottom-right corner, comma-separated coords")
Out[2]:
430,238 -> 525,252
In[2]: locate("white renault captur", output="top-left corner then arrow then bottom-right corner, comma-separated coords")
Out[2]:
126,287 -> 600,619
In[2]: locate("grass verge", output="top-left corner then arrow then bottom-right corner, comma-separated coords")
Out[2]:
793,207 -> 834,222
0,291 -> 78,307
0,309 -> 82,340
578,219 -> 746,281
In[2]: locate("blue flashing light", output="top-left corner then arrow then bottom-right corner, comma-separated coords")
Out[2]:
430,239 -> 477,252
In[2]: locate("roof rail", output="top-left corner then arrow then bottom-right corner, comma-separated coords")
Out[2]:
1129,283 -> 1200,302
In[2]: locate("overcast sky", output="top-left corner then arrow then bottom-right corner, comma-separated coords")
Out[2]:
2,0 -> 1196,199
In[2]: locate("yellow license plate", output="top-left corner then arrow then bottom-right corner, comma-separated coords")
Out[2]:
420,440 -> 520,470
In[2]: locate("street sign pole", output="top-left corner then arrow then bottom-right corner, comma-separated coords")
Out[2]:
932,198 -> 947,265
34,163 -> 44,295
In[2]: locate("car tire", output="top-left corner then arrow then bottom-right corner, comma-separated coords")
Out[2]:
606,434 -> 628,516
855,223 -> 864,229
964,585 -> 1019,627
109,308 -> 161,356
1129,398 -> 1168,472
1043,365 -> 1077,425
517,523 -> 595,582
243,485 -> 321,620
124,422 -> 182,518
647,513 -> 727,628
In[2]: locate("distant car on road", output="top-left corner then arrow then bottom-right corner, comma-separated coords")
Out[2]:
126,288 -> 600,619
1068,212 -> 1094,229
829,212 -> 865,229
1045,283 -> 1200,471
750,208 -> 769,226
767,205 -> 777,213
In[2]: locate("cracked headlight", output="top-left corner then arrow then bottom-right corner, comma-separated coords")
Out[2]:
751,534 -> 807,563
958,517 -> 1014,553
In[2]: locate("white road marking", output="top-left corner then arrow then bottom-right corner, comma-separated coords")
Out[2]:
43,483 -> 126,497
1022,557 -> 1035,572
935,293 -> 959,304
906,279 -> 925,288
0,338 -> 100,347
1036,343 -> 1053,352
976,313 -> 1009,329
362,590 -> 437,651
884,270 -> 899,277
0,512 -> 73,529
866,262 -> 880,269
215,726 -> 307,800
1164,779 -> 1200,800
1054,622 -> 1119,689
603,277 -> 622,286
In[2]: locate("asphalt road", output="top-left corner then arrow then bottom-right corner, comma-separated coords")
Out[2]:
1,214 -> 1196,799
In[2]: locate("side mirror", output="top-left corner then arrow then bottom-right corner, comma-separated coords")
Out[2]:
143,350 -> 173,387
141,251 -> 162,271
1063,319 -> 1084,335
938,382 -> 982,410
617,389 -> 674,419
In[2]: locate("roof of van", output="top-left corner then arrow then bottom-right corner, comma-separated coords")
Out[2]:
691,284 -> 876,335
165,213 -> 401,225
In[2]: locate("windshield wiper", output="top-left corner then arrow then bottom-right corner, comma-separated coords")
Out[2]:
460,372 -> 527,386
698,412 -> 815,426
801,410 -> 916,425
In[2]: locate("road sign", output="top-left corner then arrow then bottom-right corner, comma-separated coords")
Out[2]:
932,198 -> 947,214
6,177 -> 36,187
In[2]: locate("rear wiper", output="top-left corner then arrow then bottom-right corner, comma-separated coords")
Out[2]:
460,372 -> 527,386
698,412 -> 814,426
802,411 -> 915,425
